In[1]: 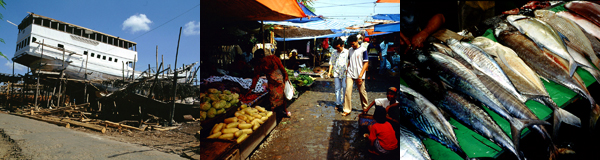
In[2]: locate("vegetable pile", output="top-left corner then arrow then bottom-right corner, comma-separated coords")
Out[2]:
198,88 -> 241,121
206,105 -> 273,143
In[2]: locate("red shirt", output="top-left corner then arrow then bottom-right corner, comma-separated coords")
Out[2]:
369,122 -> 398,151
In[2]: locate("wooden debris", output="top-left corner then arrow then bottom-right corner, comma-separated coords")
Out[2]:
101,120 -> 145,131
11,113 -> 106,133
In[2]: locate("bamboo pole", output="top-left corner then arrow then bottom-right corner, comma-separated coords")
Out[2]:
132,54 -> 136,81
84,52 -> 89,103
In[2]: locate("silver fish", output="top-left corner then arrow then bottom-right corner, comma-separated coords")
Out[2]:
397,84 -> 468,159
471,36 -> 581,135
446,38 -> 521,106
400,124 -> 431,160
535,10 -> 600,73
429,51 -> 545,160
507,15 -> 580,77
496,22 -> 600,129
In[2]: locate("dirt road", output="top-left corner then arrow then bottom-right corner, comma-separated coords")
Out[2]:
0,113 -> 186,160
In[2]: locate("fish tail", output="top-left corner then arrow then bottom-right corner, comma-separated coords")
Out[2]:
590,104 -> 600,130
568,59 -> 577,77
510,118 -> 551,151
541,96 -> 582,132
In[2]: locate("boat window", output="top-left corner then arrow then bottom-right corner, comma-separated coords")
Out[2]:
89,33 -> 95,40
114,58 -> 118,62
109,57 -> 112,61
27,37 -> 30,46
103,36 -> 108,43
32,37 -> 36,43
91,53 -> 95,57
58,44 -> 64,48
59,24 -> 66,31
74,28 -> 82,36
102,56 -> 106,60
97,54 -> 101,58
51,21 -> 58,29
66,25 -> 73,34
42,19 -> 50,28
16,44 -> 18,52
84,51 -> 88,55
33,17 -> 42,25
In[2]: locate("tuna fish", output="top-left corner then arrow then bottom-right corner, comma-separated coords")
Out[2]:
397,85 -> 468,159
565,1 -> 600,28
400,124 -> 431,160
535,10 -> 600,70
495,22 -> 600,129
400,60 -> 522,159
506,15 -> 580,77
471,37 -> 582,135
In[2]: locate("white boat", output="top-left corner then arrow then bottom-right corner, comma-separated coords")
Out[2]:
13,12 -> 141,80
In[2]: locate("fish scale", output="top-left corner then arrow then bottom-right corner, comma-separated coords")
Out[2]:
400,124 -> 431,160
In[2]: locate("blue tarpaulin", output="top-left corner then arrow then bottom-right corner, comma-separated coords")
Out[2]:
372,14 -> 400,21
285,2 -> 323,23
265,19 -> 365,30
374,22 -> 400,32
274,32 -> 351,41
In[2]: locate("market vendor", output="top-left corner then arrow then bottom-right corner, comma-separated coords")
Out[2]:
363,87 -> 399,124
248,49 -> 291,117
400,1 -> 457,52
286,49 -> 300,71
364,106 -> 398,156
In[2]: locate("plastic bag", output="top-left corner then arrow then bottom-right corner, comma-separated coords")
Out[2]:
284,80 -> 295,100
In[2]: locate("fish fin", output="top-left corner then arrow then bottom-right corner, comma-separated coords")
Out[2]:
568,59 -> 577,77
557,31 -> 570,43
510,118 -> 550,152
590,104 -> 600,130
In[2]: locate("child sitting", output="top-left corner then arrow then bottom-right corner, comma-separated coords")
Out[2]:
363,87 -> 398,123
364,106 -> 398,155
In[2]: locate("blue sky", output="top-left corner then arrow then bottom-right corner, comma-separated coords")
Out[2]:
0,0 -> 200,76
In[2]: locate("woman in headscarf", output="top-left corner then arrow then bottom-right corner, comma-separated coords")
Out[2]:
248,49 -> 291,117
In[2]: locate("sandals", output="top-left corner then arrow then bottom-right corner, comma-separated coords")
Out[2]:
341,112 -> 351,116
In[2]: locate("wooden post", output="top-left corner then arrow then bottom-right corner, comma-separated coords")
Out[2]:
162,55 -> 164,78
35,40 -> 45,109
261,21 -> 265,54
122,61 -> 125,81
84,52 -> 88,103
170,27 -> 182,126
132,54 -> 136,81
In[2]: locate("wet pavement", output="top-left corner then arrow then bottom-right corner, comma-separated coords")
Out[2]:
248,70 -> 399,160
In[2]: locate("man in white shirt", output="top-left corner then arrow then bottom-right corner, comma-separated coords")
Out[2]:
342,35 -> 369,116
328,38 -> 349,109
379,37 -> 390,75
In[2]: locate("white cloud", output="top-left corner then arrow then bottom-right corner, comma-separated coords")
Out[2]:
4,61 -> 26,72
122,14 -> 152,33
183,21 -> 200,36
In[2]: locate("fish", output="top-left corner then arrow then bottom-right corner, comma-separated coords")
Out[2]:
471,36 -> 582,134
535,10 -> 600,70
556,11 -> 600,41
506,15 -> 580,77
400,124 -> 431,160
565,1 -> 600,28
495,22 -> 600,129
446,38 -> 522,105
397,85 -> 469,159
432,42 -> 456,57
429,51 -> 546,159
582,29 -> 600,59
566,45 -> 600,83
400,60 -> 523,159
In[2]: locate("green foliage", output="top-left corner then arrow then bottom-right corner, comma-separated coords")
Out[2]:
0,0 -> 7,61
297,0 -> 315,13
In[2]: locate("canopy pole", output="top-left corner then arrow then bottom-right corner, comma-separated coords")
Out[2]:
283,26 -> 286,66
262,21 -> 265,54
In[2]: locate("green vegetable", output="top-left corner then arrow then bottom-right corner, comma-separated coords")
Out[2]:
232,93 -> 240,100
208,88 -> 219,94
200,111 -> 207,121
217,108 -> 226,114
200,102 -> 212,111
209,94 -> 220,102
201,97 -> 211,103
207,108 -> 217,118
224,102 -> 231,109
223,90 -> 232,95
219,94 -> 228,101
212,101 -> 222,109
